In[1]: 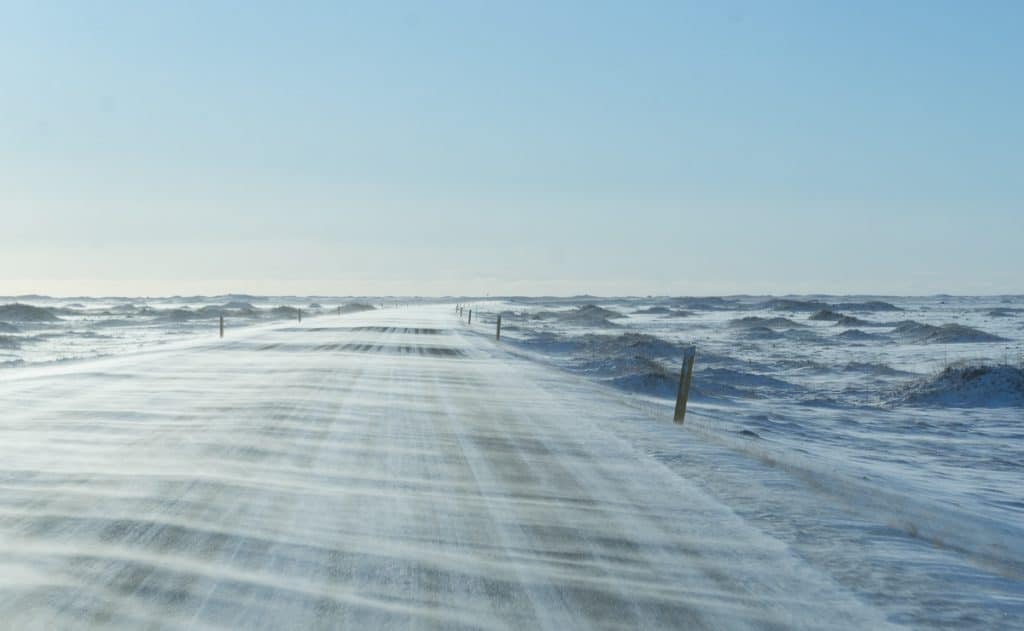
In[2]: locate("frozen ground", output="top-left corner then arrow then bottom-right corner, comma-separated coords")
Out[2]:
0,297 -> 1022,628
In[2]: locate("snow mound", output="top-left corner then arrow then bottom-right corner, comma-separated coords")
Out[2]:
0,303 -> 60,322
832,300 -> 902,312
693,367 -> 801,400
222,301 -> 258,312
635,306 -> 692,317
576,332 -> 679,359
337,303 -> 377,314
837,329 -> 881,342
780,328 -> 827,344
809,309 -> 844,321
536,305 -> 624,326
891,321 -> 1005,344
108,303 -> 148,314
739,326 -> 782,340
665,296 -> 738,310
528,332 -> 686,398
842,361 -> 913,377
889,364 -> 1024,407
834,315 -> 878,327
574,338 -> 795,402
606,359 -> 679,398
729,316 -> 804,329
988,307 -> 1024,318
761,299 -> 830,312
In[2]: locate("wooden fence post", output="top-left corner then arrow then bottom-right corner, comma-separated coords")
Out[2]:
496,314 -> 502,340
673,346 -> 696,424
468,309 -> 472,325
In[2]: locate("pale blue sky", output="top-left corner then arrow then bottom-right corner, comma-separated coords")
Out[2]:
1,1 -> 1021,296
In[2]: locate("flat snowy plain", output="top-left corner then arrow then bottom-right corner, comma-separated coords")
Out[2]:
1,297 -> 1022,629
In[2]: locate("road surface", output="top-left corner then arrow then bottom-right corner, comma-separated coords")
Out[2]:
0,306 -> 890,629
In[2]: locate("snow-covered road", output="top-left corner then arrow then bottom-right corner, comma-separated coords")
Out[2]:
0,305 -> 892,629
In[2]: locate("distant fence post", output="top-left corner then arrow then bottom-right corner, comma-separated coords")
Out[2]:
219,315 -> 224,338
673,346 -> 696,424
496,314 -> 502,340
298,308 -> 302,324
468,309 -> 472,325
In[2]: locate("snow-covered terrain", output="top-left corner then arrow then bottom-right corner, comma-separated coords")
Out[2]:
0,296 -> 378,367
0,296 -> 1022,628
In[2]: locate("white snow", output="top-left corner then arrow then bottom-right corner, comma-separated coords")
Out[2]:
0,297 -> 1022,628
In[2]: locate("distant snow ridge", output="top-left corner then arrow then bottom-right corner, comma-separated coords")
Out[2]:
534,304 -> 624,327
889,364 -> 1024,407
222,301 -> 258,312
891,321 -> 1006,344
836,329 -> 881,342
808,310 -> 884,328
832,300 -> 902,312
0,303 -> 60,322
666,296 -> 738,310
988,307 -> 1024,318
809,309 -> 844,321
729,316 -> 804,329
834,314 -> 880,327
761,298 -> 831,312
633,306 -> 692,317
337,302 -> 376,314
842,361 -> 914,377
765,299 -> 901,312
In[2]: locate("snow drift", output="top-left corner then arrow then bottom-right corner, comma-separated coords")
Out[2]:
891,321 -> 1005,343
730,316 -> 805,329
888,364 -> 1024,407
0,303 -> 60,322
534,305 -> 624,327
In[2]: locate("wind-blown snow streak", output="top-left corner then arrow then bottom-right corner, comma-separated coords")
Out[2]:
0,307 -> 892,629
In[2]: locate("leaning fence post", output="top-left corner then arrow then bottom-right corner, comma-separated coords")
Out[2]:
673,346 -> 696,424
219,315 -> 224,338
468,309 -> 472,325
496,314 -> 502,340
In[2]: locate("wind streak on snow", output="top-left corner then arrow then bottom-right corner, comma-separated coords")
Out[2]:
0,307 -> 893,629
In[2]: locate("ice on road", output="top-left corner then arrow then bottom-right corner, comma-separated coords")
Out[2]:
0,306 -> 891,629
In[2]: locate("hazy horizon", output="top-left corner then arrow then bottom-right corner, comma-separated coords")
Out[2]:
3,288 -> 1022,300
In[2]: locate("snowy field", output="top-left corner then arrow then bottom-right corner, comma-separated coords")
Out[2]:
1,296 -> 1022,628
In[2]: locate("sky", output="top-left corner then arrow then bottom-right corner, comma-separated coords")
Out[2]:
1,1 -> 1022,297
